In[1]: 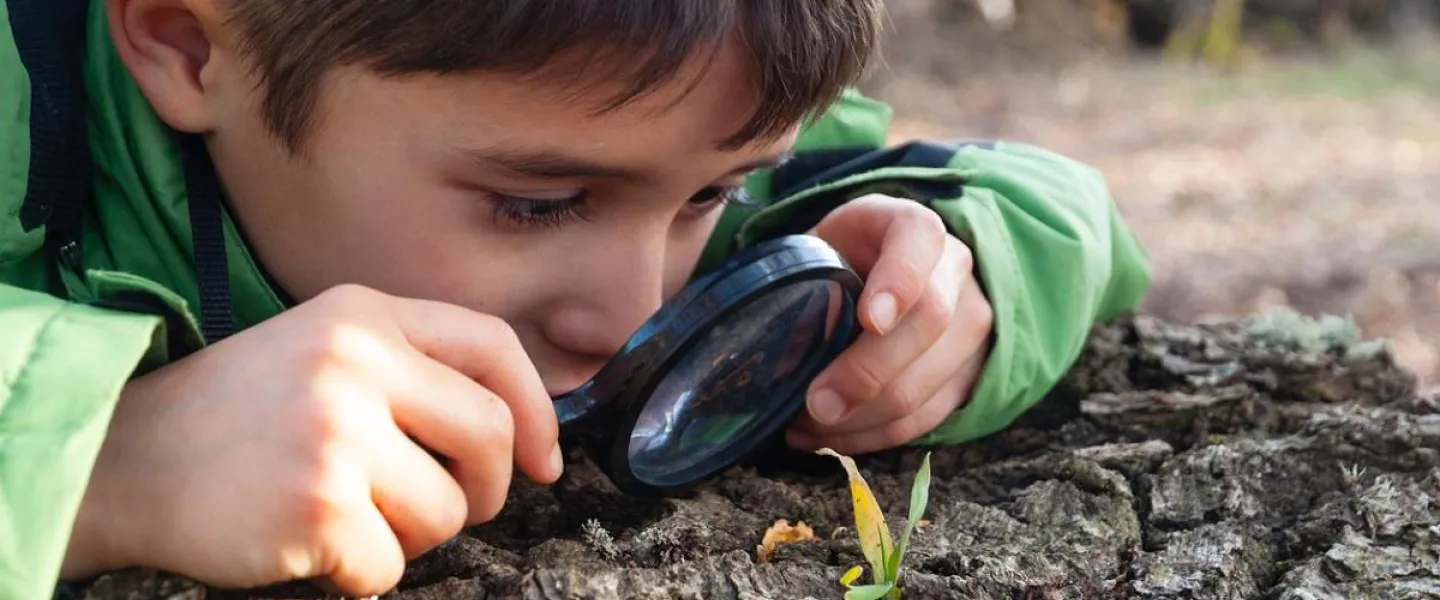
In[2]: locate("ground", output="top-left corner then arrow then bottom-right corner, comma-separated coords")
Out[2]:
73,309 -> 1440,599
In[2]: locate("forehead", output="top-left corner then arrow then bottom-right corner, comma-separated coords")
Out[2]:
336,38 -> 794,161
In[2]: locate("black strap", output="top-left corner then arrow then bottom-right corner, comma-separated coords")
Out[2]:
762,139 -> 986,236
179,134 -> 235,344
9,0 -> 92,271
768,146 -> 876,201
769,139 -> 992,201
10,0 -> 234,345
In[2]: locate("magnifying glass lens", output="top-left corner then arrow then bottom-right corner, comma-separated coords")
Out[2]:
626,278 -> 848,487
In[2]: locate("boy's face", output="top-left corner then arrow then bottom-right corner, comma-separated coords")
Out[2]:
190,32 -> 797,395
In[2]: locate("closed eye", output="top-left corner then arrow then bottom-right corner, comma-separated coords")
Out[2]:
485,182 -> 756,231
488,191 -> 590,229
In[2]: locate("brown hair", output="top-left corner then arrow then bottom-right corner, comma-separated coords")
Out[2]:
219,1 -> 884,154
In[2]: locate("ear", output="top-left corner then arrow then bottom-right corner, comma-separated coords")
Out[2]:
105,0 -> 227,133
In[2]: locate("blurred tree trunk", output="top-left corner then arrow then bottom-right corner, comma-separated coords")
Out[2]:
877,0 -> 1439,54
1162,0 -> 1249,67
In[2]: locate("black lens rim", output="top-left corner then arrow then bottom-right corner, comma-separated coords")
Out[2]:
551,234 -> 864,496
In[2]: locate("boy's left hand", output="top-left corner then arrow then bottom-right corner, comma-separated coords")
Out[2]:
786,194 -> 994,455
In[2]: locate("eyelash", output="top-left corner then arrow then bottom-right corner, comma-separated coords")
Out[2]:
490,185 -> 756,230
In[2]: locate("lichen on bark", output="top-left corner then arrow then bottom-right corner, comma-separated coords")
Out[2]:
70,309 -> 1440,600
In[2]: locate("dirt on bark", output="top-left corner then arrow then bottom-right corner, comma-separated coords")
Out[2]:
71,309 -> 1440,600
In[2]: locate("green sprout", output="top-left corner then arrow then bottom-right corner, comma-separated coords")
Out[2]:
818,449 -> 933,600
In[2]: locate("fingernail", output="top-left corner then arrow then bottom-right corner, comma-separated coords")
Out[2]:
549,444 -> 565,477
870,292 -> 898,334
810,389 -> 847,425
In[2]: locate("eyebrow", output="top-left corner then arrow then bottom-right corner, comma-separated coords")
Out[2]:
463,147 -> 795,181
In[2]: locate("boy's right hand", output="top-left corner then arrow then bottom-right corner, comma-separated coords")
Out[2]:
61,284 -> 562,596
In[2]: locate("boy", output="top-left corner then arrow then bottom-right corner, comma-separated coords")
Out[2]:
0,0 -> 1151,598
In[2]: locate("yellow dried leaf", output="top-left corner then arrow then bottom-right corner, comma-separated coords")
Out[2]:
840,565 -> 864,587
756,519 -> 816,564
817,448 -> 894,579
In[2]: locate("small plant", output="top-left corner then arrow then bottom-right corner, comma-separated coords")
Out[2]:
817,448 -> 933,600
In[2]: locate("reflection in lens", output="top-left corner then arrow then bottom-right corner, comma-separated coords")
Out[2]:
627,279 -> 846,486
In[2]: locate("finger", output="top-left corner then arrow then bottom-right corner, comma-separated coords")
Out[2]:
788,375 -> 974,456
794,326 -> 966,437
386,296 -> 561,484
795,263 -> 991,436
363,413 -> 469,558
384,351 -> 517,524
811,195 -> 950,335
445,398 -> 516,524
312,462 -> 408,598
803,238 -> 965,426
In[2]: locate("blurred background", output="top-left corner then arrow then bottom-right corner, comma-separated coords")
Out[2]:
858,0 -> 1440,391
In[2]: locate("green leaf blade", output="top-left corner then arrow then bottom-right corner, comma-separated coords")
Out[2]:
844,582 -> 896,600
886,452 -> 933,580
908,453 -> 933,529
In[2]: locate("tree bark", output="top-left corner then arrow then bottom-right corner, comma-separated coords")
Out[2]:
69,310 -> 1440,600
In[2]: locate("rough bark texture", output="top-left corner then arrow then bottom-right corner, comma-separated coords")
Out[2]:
70,310 -> 1440,600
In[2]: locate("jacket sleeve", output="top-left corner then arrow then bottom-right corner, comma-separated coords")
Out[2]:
2,7 -> 160,598
0,284 -> 161,600
914,141 -> 1152,444
720,88 -> 1153,446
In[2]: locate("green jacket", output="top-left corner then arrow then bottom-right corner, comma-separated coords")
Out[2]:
0,2 -> 1151,598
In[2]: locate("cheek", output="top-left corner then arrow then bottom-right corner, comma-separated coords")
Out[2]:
284,151 -> 533,315
334,188 -> 522,300
661,208 -> 724,298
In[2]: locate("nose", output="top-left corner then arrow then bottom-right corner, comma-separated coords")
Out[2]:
539,241 -> 668,392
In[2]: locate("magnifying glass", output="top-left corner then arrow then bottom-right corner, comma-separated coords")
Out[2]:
553,234 -> 864,497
